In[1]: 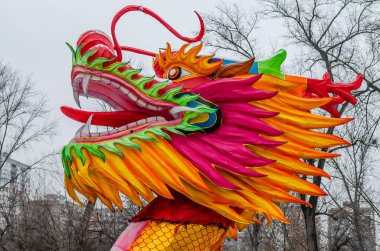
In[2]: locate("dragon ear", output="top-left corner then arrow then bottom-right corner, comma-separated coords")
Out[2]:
214,58 -> 255,79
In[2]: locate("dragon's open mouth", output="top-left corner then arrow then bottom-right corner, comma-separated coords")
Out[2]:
61,67 -> 192,143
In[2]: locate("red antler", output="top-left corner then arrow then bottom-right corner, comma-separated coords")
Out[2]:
111,5 -> 205,60
305,72 -> 363,117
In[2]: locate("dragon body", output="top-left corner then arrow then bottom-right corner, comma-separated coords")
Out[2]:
61,6 -> 362,251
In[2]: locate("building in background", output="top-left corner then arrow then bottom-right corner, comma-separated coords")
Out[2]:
328,202 -> 376,251
0,154 -> 30,208
0,153 -> 30,201
223,205 -> 323,251
0,153 -> 30,230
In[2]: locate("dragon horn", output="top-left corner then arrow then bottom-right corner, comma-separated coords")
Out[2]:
111,5 -> 205,59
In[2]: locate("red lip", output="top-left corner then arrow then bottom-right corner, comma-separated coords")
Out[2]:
62,66 -> 184,142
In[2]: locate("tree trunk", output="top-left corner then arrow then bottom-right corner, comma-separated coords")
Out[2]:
252,223 -> 260,251
352,206 -> 366,251
76,200 -> 96,250
301,206 -> 319,251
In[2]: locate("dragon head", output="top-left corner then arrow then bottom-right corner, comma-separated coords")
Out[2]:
62,30 -> 221,148
61,27 -> 281,221
61,6 -> 359,225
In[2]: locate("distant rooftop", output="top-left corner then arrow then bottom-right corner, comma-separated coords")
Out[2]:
1,152 -> 29,169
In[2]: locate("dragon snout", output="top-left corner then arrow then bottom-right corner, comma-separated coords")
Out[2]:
76,30 -> 116,62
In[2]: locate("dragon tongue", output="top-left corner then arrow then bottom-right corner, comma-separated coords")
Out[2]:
61,106 -> 151,127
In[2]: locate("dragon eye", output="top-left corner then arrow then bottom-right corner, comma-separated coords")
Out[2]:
167,67 -> 191,81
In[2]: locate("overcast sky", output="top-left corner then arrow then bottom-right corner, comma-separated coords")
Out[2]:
0,0 -> 286,165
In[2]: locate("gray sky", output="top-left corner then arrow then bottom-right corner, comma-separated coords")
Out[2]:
0,0 -> 285,164
2,2 -> 379,242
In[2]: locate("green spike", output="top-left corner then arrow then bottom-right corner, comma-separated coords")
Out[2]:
62,158 -> 71,179
107,62 -> 128,72
195,106 -> 217,114
79,49 -> 97,65
165,127 -> 186,136
177,123 -> 201,132
73,146 -> 86,165
148,81 -> 168,95
134,76 -> 154,88
101,143 -> 124,158
89,57 -> 115,68
85,145 -> 106,162
177,93 -> 199,105
74,45 -> 83,65
62,145 -> 73,164
132,132 -> 156,141
149,128 -> 171,140
184,112 -> 201,122
161,86 -> 183,100
144,131 -> 159,142
120,68 -> 136,78
123,69 -> 142,79
257,49 -> 287,79
128,139 -> 142,151
118,138 -> 141,151
66,42 -> 75,57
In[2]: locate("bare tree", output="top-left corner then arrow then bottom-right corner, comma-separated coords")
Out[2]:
205,1 -> 380,250
0,186 -> 141,250
319,104 -> 380,251
203,3 -> 259,59
0,62 -> 57,249
14,156 -> 143,251
0,63 -> 56,189
91,199 -> 140,249
262,1 -> 380,250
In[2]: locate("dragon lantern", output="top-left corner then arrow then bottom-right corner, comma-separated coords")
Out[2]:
60,5 -> 362,251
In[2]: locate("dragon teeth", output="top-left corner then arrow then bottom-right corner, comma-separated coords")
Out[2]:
73,74 -> 83,85
146,104 -> 163,111
81,114 -> 93,136
169,106 -> 199,115
147,117 -> 157,122
101,77 -> 111,84
111,81 -> 120,89
136,99 -> 147,108
75,115 -> 169,138
91,75 -> 101,81
137,119 -> 147,125
118,125 -> 128,131
82,74 -> 91,97
125,116 -> 166,129
120,87 -> 130,95
73,90 -> 81,108
146,104 -> 155,110
128,92 -> 138,102
71,73 -> 176,139
126,121 -> 138,128
75,125 -> 84,137
73,73 -> 167,112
